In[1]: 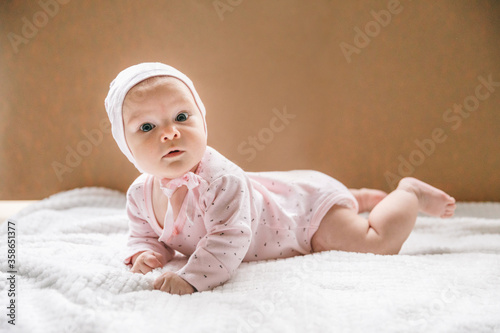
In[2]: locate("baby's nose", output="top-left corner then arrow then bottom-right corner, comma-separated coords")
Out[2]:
161,126 -> 180,141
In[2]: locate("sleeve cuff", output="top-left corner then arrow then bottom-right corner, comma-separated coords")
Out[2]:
176,247 -> 232,292
123,242 -> 174,266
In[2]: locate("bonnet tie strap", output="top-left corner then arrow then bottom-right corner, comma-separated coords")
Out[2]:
159,172 -> 203,241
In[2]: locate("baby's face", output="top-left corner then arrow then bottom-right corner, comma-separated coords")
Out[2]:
122,77 -> 207,180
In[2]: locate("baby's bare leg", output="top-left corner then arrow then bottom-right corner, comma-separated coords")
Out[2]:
312,177 -> 456,255
349,188 -> 388,213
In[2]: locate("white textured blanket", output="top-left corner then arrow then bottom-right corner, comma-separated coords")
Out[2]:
1,188 -> 500,333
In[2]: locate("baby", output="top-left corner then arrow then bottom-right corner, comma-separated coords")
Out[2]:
105,62 -> 456,295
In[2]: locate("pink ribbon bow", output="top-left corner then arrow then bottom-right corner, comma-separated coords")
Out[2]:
158,172 -> 204,241
159,172 -> 201,198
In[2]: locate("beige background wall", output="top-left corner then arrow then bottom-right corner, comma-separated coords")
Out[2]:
0,0 -> 499,201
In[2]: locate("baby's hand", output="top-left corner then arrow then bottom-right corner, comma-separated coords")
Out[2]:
130,251 -> 165,274
154,271 -> 195,295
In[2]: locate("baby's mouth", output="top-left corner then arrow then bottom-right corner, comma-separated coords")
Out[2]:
164,150 -> 184,158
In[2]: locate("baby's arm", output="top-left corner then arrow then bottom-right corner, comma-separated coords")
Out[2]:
172,175 -> 253,292
124,188 -> 175,272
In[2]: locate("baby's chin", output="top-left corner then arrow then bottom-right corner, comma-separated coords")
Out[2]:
152,171 -> 187,181
151,164 -> 200,181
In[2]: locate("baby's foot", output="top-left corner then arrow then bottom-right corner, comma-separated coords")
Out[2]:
397,177 -> 456,218
350,188 -> 388,213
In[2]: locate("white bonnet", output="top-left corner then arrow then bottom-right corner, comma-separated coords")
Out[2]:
104,62 -> 207,172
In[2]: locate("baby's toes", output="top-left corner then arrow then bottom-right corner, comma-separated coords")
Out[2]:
441,202 -> 456,218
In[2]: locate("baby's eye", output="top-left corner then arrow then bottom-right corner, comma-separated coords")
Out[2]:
176,112 -> 189,122
140,123 -> 155,132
